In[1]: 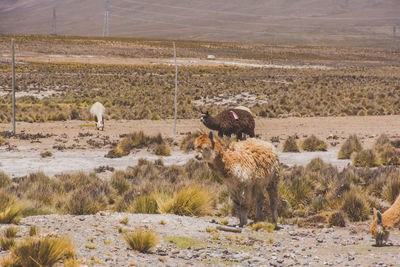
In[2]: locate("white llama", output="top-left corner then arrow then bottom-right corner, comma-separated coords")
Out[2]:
90,102 -> 105,131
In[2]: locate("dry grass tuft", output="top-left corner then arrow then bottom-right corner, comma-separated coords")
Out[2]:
301,135 -> 327,152
337,134 -> 362,159
0,236 -> 16,251
382,175 -> 400,204
328,211 -> 346,227
157,185 -> 213,216
340,188 -> 370,221
352,149 -> 378,167
154,144 -> 171,156
29,225 -> 40,236
111,173 -> 131,195
282,136 -> 299,152
132,194 -> 159,214
9,235 -> 75,267
0,172 -> 11,188
123,228 -> 158,253
0,202 -> 26,224
4,227 -> 17,238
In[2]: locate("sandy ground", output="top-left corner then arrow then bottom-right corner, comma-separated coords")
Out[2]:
0,115 -> 397,177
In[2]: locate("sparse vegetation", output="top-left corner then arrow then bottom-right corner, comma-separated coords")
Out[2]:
106,132 -> 169,158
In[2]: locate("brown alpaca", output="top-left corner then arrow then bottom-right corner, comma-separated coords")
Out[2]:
370,193 -> 400,246
195,132 -> 280,227
200,108 -> 255,140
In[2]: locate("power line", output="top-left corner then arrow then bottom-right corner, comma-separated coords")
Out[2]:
103,0 -> 109,37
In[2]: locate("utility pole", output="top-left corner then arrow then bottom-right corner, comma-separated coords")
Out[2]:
11,39 -> 15,135
103,0 -> 109,37
392,25 -> 397,53
52,8 -> 57,36
173,42 -> 178,136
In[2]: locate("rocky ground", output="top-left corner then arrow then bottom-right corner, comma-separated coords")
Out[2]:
0,213 -> 398,266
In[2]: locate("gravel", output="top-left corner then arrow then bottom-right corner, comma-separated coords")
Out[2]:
0,213 -> 398,266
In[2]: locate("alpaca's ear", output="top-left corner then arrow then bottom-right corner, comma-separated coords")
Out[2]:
209,131 -> 215,149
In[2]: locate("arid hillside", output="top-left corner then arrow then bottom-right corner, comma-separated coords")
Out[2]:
1,0 -> 400,48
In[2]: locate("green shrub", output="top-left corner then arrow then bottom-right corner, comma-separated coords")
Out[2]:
337,134 -> 362,159
123,228 -> 158,253
282,136 -> 299,152
352,149 -> 378,167
301,135 -> 327,151
341,188 -> 370,221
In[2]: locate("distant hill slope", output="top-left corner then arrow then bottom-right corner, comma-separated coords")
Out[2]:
1,0 -> 399,48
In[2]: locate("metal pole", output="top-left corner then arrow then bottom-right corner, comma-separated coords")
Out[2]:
173,42 -> 178,136
392,25 -> 397,53
11,39 -> 15,135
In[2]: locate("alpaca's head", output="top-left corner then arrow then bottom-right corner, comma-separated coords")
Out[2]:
95,116 -> 104,131
370,208 -> 389,246
97,118 -> 104,131
200,111 -> 210,125
195,132 -> 217,161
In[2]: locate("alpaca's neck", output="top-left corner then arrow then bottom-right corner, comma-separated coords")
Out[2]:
203,116 -> 220,130
209,141 -> 229,178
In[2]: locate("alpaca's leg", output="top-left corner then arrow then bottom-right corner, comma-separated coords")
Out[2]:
218,131 -> 224,137
255,193 -> 265,222
238,205 -> 248,227
267,181 -> 279,225
249,128 -> 255,138
236,132 -> 243,140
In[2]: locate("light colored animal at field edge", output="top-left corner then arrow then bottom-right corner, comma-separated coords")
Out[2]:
90,102 -> 105,131
195,132 -> 279,227
370,193 -> 400,246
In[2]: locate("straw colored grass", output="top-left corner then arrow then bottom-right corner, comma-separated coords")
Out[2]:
9,235 -> 75,267
157,185 -> 213,216
123,228 -> 158,253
